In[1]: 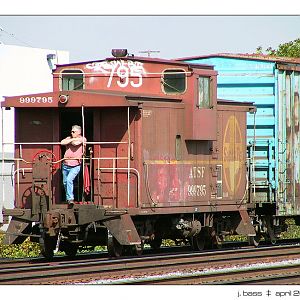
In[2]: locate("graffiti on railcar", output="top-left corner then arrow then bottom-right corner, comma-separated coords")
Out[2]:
86,60 -> 146,88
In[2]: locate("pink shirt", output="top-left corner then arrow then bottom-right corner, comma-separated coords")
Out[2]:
63,137 -> 87,167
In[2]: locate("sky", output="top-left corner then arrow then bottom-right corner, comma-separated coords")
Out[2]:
0,15 -> 299,63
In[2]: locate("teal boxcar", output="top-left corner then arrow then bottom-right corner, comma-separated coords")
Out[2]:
179,54 -> 300,216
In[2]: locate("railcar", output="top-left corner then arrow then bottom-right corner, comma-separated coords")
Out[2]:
178,54 -> 300,244
1,50 -> 257,258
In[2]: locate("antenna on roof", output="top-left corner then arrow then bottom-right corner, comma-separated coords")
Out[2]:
139,50 -> 160,57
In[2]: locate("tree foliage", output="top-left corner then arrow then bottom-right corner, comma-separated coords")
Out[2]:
256,38 -> 300,58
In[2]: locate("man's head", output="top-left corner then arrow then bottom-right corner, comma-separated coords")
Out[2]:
71,125 -> 82,138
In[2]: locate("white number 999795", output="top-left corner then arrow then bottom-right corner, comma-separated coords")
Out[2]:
19,96 -> 53,104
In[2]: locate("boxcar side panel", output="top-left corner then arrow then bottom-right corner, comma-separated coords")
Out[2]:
277,69 -> 300,215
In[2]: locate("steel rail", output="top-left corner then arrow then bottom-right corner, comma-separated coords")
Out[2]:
1,244 -> 300,284
140,262 -> 300,285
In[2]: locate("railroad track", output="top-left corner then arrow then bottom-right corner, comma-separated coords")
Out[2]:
135,257 -> 300,284
1,243 -> 300,284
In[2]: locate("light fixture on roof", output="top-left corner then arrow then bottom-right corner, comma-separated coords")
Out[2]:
111,49 -> 128,58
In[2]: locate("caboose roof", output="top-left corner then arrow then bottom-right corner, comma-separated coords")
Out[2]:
1,89 -> 183,108
175,53 -> 300,64
217,98 -> 256,111
56,56 -> 214,70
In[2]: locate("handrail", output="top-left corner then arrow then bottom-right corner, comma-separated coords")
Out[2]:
13,167 -> 32,177
2,141 -> 128,145
82,105 -> 85,202
1,156 -> 129,165
127,107 -> 131,207
7,154 -> 139,208
97,167 -> 140,208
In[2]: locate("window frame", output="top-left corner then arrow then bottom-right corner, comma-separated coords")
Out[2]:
197,76 -> 212,109
60,69 -> 85,91
175,134 -> 182,161
161,68 -> 187,95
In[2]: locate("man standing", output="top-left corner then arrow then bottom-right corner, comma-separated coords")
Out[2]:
61,125 -> 86,207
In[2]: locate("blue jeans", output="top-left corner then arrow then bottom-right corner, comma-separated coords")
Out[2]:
62,164 -> 81,201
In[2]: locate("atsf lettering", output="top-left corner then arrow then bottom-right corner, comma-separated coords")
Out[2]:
189,166 -> 205,179
188,166 -> 206,197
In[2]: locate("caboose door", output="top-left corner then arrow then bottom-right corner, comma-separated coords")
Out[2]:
14,108 -> 60,208
93,107 -> 138,209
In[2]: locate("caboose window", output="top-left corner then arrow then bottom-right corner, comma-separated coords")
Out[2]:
61,70 -> 84,91
198,77 -> 211,108
162,69 -> 186,94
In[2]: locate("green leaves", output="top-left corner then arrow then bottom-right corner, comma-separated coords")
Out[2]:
276,38 -> 300,57
0,232 -> 41,258
256,38 -> 300,58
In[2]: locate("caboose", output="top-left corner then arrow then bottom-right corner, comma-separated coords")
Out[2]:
1,50 -> 256,258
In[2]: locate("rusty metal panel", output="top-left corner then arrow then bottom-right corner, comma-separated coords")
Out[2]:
191,109 -> 217,140
53,58 -> 192,97
2,91 -> 140,108
14,108 -> 60,209
141,103 -> 213,207
217,104 -> 248,202
141,101 -> 249,209
103,214 -> 141,245
92,107 -> 137,209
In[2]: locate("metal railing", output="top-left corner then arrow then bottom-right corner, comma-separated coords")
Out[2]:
1,140 -> 140,208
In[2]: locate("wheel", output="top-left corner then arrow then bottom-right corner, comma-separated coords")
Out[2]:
134,243 -> 143,256
61,242 -> 78,257
121,243 -> 143,256
107,236 -> 123,257
264,217 -> 277,245
149,237 -> 162,250
40,234 -> 54,259
210,227 -> 223,249
264,233 -> 277,245
191,235 -> 205,250
212,235 -> 224,249
191,228 -> 211,251
248,235 -> 260,247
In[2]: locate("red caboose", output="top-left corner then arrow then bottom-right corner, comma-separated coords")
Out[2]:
1,50 -> 256,257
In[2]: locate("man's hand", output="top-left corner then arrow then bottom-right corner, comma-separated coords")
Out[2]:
60,136 -> 72,145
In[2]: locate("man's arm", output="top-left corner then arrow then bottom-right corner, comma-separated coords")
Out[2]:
71,137 -> 85,146
61,136 -> 85,146
61,136 -> 73,145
